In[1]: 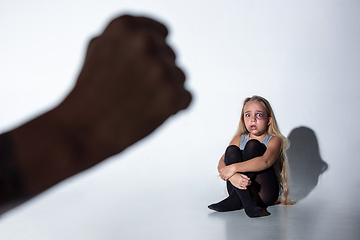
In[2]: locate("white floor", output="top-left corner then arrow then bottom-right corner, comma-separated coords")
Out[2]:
0,131 -> 359,240
0,177 -> 359,240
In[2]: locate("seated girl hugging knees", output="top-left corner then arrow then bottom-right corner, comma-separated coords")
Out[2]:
208,95 -> 293,218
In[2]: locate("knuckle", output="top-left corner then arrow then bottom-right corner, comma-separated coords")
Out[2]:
164,45 -> 176,60
149,60 -> 170,81
104,15 -> 138,38
135,33 -> 156,52
142,61 -> 190,113
111,15 -> 135,29
88,36 -> 99,46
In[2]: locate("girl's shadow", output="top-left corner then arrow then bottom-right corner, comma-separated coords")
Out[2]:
287,126 -> 328,202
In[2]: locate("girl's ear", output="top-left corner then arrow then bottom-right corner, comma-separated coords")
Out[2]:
267,117 -> 272,126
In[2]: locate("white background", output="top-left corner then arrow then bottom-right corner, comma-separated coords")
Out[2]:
1,0 -> 360,239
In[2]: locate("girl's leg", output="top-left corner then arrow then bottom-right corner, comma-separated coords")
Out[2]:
209,141 -> 274,217
224,145 -> 243,195
230,139 -> 265,217
243,140 -> 279,207
251,167 -> 280,207
208,145 -> 243,212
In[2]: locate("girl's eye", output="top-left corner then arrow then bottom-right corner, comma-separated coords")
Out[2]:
256,113 -> 265,119
245,114 -> 251,117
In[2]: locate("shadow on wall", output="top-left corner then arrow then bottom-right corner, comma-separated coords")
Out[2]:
286,126 -> 328,202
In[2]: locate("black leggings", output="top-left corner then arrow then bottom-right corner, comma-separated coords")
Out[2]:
225,140 -> 279,207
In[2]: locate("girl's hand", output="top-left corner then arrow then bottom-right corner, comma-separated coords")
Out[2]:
218,165 -> 237,181
229,173 -> 251,190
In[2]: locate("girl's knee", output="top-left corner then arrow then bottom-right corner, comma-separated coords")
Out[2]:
246,139 -> 263,147
243,139 -> 266,160
226,145 -> 239,152
244,139 -> 266,151
224,145 -> 242,165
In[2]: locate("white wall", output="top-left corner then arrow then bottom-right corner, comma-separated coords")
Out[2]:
1,0 -> 359,239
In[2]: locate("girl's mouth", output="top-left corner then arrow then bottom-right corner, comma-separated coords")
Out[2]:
250,125 -> 257,130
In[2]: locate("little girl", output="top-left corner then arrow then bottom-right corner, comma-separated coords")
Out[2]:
208,95 -> 292,217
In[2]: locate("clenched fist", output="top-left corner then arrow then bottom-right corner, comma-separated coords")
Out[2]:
5,15 -> 191,201
58,15 -> 192,160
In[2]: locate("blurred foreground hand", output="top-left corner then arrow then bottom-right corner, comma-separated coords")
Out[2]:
0,15 -> 191,209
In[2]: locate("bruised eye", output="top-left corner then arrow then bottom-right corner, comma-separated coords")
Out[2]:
256,113 -> 263,118
256,113 -> 266,120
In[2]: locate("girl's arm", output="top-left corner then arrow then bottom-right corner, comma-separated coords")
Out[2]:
218,155 -> 251,189
217,153 -> 226,172
217,135 -> 251,189
217,135 -> 241,171
219,136 -> 282,181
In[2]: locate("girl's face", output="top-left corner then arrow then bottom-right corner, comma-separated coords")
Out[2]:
243,100 -> 271,137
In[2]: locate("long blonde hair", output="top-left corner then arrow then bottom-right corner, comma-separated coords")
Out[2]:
235,95 -> 293,205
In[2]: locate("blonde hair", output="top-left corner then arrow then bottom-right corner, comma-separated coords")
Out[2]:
235,95 -> 293,205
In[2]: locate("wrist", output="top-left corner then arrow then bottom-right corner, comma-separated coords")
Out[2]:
231,164 -> 238,174
228,172 -> 238,181
0,132 -> 25,204
54,91 -> 130,162
232,163 -> 241,173
10,107 -> 96,195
